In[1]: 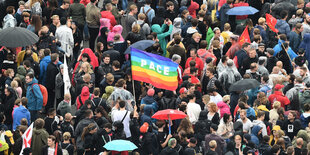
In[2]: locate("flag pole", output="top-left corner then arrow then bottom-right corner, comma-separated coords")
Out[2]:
275,32 -> 294,64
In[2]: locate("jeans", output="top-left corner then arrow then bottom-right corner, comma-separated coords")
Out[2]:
30,110 -> 38,122
122,0 -> 128,10
84,23 -> 89,38
88,26 -> 99,52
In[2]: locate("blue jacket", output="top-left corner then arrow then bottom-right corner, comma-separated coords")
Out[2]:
141,95 -> 158,112
13,105 -> 31,130
299,33 -> 310,68
275,19 -> 290,36
140,105 -> 153,126
39,56 -> 51,85
26,78 -> 43,111
234,49 -> 248,68
273,39 -> 297,61
288,31 -> 302,53
39,56 -> 62,85
251,125 -> 261,146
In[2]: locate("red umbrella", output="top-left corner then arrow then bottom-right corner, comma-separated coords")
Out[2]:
152,109 -> 187,120
152,109 -> 187,134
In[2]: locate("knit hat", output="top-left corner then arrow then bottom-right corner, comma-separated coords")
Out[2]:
147,88 -> 155,96
179,87 -> 188,94
140,122 -> 149,133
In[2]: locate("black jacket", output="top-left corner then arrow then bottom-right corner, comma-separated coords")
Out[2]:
103,49 -> 121,63
45,62 -> 59,90
93,128 -> 111,154
266,56 -> 278,73
160,147 -> 179,155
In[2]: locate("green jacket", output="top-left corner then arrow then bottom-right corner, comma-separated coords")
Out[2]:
31,128 -> 49,155
68,2 -> 86,25
206,27 -> 214,49
151,24 -> 173,57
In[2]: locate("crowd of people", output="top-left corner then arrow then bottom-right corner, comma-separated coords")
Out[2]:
1,0 -> 310,154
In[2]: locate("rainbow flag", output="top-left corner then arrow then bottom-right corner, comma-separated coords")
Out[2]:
131,48 -> 178,91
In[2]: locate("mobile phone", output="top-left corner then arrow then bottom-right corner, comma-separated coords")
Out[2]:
131,101 -> 136,107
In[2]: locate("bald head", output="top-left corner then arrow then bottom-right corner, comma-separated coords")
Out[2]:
296,138 -> 303,146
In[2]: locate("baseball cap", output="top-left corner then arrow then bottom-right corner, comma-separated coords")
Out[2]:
274,84 -> 284,90
147,88 -> 155,96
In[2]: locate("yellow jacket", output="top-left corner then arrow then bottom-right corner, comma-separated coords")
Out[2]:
17,50 -> 39,66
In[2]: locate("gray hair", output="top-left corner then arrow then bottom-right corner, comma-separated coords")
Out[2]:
227,59 -> 234,67
172,54 -> 181,62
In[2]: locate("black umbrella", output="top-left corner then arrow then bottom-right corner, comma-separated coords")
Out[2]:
229,79 -> 260,92
0,27 -> 39,47
124,40 -> 155,54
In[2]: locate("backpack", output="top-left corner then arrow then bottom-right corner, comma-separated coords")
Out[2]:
142,7 -> 152,24
31,83 -> 48,106
134,21 -> 147,40
38,35 -> 58,53
62,144 -> 71,155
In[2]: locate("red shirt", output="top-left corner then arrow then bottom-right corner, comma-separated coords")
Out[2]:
185,57 -> 204,77
268,91 -> 290,108
188,0 -> 199,19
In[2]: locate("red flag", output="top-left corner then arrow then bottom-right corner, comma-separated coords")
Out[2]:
238,26 -> 251,46
266,13 -> 279,33
20,123 -> 33,155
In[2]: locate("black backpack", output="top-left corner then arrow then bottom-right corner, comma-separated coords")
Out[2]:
38,35 -> 58,53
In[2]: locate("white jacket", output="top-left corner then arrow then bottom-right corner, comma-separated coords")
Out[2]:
55,25 -> 74,57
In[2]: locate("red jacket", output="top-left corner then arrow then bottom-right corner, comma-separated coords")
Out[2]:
188,0 -> 199,19
268,91 -> 290,108
100,11 -> 117,28
185,57 -> 204,77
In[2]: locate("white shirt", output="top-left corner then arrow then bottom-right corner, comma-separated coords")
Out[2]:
55,25 -> 74,57
187,102 -> 201,124
210,94 -> 223,104
237,118 -> 253,134
252,120 -> 267,136
112,108 -> 131,138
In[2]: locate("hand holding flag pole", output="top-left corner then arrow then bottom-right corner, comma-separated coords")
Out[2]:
266,13 -> 293,64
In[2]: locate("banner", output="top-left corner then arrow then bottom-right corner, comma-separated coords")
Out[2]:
131,48 -> 178,91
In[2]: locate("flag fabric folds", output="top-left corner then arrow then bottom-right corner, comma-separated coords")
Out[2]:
20,123 -> 33,155
238,26 -> 251,46
131,48 -> 178,91
266,13 -> 279,33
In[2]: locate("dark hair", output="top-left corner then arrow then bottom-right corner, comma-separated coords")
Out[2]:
84,109 -> 93,118
200,40 -> 208,49
242,42 -> 251,49
223,113 -> 230,123
262,75 -> 269,83
48,108 -> 56,116
60,17 -> 67,25
280,10 -> 288,19
187,94 -> 195,100
257,110 -> 265,118
44,49 -> 51,56
174,35 -> 181,44
207,67 -> 215,74
104,123 -> 112,129
263,135 -> 270,143
21,97 -> 28,106
23,60 -> 32,68
82,53 -> 91,62
26,72 -> 34,79
119,100 -> 126,108
190,67 -> 198,74
35,118 -> 45,129
50,53 -> 59,62
279,34 -> 287,41
115,79 -> 126,87
112,60 -> 120,68
191,18 -> 199,27
30,15 -> 42,33
6,6 -> 14,14
48,135 -> 56,141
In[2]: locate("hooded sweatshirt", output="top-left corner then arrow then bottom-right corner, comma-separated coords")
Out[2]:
250,125 -> 262,146
107,25 -> 124,42
13,105 -> 30,130
26,78 -> 43,111
76,86 -> 91,109
140,105 -> 153,126
151,24 -> 173,57
252,119 -> 267,136
31,128 -> 49,155
171,17 -> 182,40
3,14 -> 16,29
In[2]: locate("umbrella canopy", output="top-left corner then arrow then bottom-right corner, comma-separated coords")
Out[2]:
152,109 -> 187,120
124,40 -> 155,54
226,6 -> 259,15
229,79 -> 261,92
0,27 -> 39,47
104,140 -> 137,151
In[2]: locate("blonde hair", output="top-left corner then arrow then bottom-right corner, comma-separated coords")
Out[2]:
192,32 -> 202,39
64,93 -> 71,100
11,80 -> 18,88
224,23 -> 231,31
81,62 -> 93,74
208,102 -> 218,113
63,132 -> 71,141
258,17 -> 266,25
132,24 -> 141,33
223,95 -> 230,103
273,101 -> 281,109
106,73 -> 114,83
209,140 -> 217,148
138,13 -> 146,20
5,68 -> 14,76
51,15 -> 59,20
202,95 -> 210,104
212,40 -> 220,48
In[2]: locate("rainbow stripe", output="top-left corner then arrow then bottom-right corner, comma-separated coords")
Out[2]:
131,48 -> 178,91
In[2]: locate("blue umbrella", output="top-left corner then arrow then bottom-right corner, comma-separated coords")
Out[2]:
226,6 -> 258,15
104,140 -> 137,151
124,40 -> 155,54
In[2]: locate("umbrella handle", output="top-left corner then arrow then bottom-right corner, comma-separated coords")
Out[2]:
168,115 -> 171,135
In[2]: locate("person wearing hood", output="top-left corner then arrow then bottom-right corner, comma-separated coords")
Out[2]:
102,86 -> 114,100
31,118 -> 49,155
13,97 -> 30,130
218,59 -> 242,93
25,73 -> 43,122
151,19 -> 173,57
292,130 -> 309,149
112,120 -> 126,140
140,104 -> 153,126
251,125 -> 263,146
252,111 -> 268,137
140,122 -> 159,155
3,86 -> 17,127
269,125 -> 282,146
268,84 -> 290,109
159,138 -> 179,155
107,25 -> 124,42
299,33 -> 310,68
3,6 -> 17,29
76,86 -> 93,109
170,17 -> 182,40
286,77 -> 304,110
